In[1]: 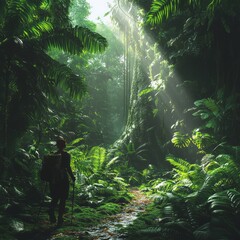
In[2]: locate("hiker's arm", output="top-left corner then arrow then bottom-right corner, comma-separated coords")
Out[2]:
66,155 -> 75,181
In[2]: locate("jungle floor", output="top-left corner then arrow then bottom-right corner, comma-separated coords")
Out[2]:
16,189 -> 151,240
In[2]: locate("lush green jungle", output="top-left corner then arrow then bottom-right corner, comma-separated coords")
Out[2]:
1,0 -> 240,239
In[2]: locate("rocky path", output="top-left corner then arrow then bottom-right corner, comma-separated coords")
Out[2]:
17,189 -> 151,240
50,189 -> 151,240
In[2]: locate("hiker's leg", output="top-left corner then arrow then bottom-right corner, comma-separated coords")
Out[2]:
57,197 -> 66,226
57,180 -> 69,226
49,197 -> 58,223
49,183 -> 58,223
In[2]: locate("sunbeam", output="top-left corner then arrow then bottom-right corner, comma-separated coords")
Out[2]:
107,0 -> 195,148
87,0 -> 114,23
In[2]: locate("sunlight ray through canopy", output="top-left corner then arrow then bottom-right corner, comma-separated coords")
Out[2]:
87,0 -> 114,23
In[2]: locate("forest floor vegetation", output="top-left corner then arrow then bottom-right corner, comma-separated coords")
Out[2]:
10,188 -> 151,240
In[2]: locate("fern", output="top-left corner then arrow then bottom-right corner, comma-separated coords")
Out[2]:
194,155 -> 240,204
166,155 -> 191,172
161,220 -> 194,240
88,146 -> 106,172
140,226 -> 162,234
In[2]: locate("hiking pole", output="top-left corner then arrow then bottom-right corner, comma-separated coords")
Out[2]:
71,181 -> 75,225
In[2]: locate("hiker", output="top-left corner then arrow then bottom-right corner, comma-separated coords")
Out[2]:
48,138 -> 75,226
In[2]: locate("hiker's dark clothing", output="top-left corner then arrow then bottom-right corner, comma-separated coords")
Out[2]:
48,150 -> 74,225
49,151 -> 72,199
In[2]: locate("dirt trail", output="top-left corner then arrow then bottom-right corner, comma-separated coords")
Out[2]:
51,189 -> 151,240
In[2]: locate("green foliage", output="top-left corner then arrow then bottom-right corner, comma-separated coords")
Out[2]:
190,93 -> 239,136
171,129 -> 216,154
72,206 -> 103,227
88,146 -> 106,172
146,0 -> 225,25
69,145 -> 130,206
147,0 -> 183,25
97,202 -> 122,215
0,0 -> 108,155
127,150 -> 240,240
171,132 -> 192,148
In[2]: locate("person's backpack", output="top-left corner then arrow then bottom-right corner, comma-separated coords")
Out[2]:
40,154 -> 62,182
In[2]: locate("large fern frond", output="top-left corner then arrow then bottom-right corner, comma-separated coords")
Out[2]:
166,155 -> 191,172
23,21 -> 53,38
41,26 -> 108,55
40,29 -> 84,55
3,0 -> 53,39
6,0 -> 34,25
20,45 -> 86,98
88,146 -> 106,172
194,156 -> 240,204
73,26 -> 108,53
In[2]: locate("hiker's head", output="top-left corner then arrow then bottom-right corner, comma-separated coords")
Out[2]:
56,138 -> 66,150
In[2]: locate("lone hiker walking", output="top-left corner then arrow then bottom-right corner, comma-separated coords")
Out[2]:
48,138 -> 75,226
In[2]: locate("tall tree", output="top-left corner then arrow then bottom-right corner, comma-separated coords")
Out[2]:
110,1 -> 170,168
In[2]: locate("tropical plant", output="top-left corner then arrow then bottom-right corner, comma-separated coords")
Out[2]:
190,92 -> 239,138
0,0 -> 108,156
127,152 -> 240,240
147,0 -> 225,25
69,145 -> 130,205
171,129 -> 216,155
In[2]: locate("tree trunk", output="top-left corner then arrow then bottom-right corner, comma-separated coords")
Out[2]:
114,46 -> 168,169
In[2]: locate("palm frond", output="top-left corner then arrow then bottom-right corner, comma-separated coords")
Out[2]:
20,44 -> 86,98
147,0 -> 180,25
44,61 -> 86,98
41,29 -> 84,55
73,26 -> 108,53
23,21 -> 53,38
41,26 -> 108,55
6,0 -> 34,24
